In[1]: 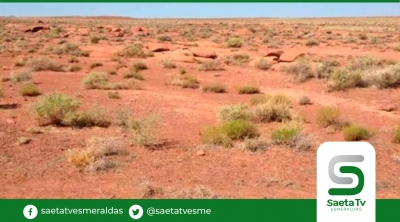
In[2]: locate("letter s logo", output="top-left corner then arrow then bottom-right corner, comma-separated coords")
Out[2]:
328,155 -> 364,196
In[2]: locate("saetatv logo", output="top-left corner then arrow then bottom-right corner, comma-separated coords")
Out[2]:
317,142 -> 375,222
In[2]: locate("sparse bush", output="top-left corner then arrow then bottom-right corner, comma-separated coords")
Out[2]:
250,102 -> 291,123
305,39 -> 319,46
327,68 -> 363,91
28,57 -> 64,72
117,44 -> 147,58
90,62 -> 103,69
316,106 -> 340,128
250,95 -> 271,106
132,61 -> 148,72
68,56 -> 79,63
10,69 -> 32,84
199,59 -> 223,71
171,73 -> 199,89
238,86 -> 260,94
290,133 -> 315,151
32,92 -> 80,125
90,35 -> 101,44
200,125 -> 232,147
358,34 -> 368,40
255,58 -> 274,70
202,83 -> 227,93
67,137 -> 125,172
14,59 -> 26,67
128,114 -> 161,147
0,84 -> 3,97
63,106 -> 111,128
342,125 -> 373,141
223,54 -> 250,66
124,72 -> 144,80
158,35 -> 172,42
347,56 -> 384,71
68,64 -> 82,72
221,119 -> 260,140
47,42 -> 89,57
298,96 -> 311,105
219,104 -> 250,122
226,38 -> 242,48
240,137 -> 268,152
162,59 -> 176,69
19,83 -> 41,97
317,59 -> 340,79
361,64 -> 400,89
108,91 -> 120,99
82,72 -> 109,89
392,125 -> 400,143
282,58 -> 314,83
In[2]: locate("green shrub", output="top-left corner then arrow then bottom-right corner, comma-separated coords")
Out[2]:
32,93 -> 80,125
221,120 -> 260,140
226,38 -> 242,48
392,125 -> 400,143
342,125 -> 373,141
316,106 -> 340,128
19,83 -> 41,97
82,72 -> 109,89
270,121 -> 314,151
10,69 -> 32,84
171,74 -> 199,89
238,86 -> 260,94
219,104 -> 249,122
271,124 -> 301,144
124,72 -> 144,80
117,44 -> 147,58
255,58 -> 273,71
162,59 -> 177,69
200,125 -> 232,148
202,83 -> 227,93
282,58 -> 314,83
28,57 -> 64,72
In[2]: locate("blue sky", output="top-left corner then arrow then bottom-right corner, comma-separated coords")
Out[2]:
0,3 -> 399,18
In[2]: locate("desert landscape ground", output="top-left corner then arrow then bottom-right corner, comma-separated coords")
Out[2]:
0,16 -> 400,199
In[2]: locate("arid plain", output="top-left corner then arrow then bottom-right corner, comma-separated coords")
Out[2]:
1,16 -> 400,198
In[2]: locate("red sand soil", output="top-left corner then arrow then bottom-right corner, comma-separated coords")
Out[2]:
0,17 -> 400,199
